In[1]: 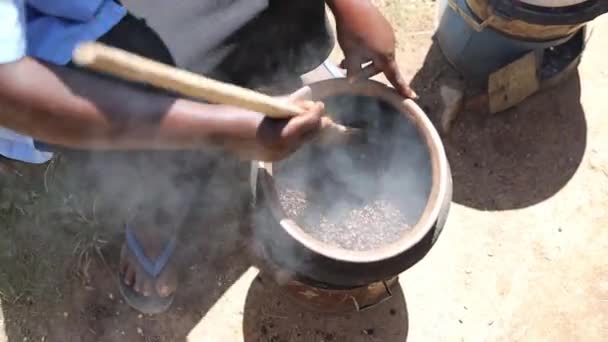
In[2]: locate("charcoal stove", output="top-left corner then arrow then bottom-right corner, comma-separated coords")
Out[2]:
272,276 -> 398,314
250,248 -> 400,314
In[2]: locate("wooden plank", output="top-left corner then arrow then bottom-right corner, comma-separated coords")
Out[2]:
488,51 -> 541,114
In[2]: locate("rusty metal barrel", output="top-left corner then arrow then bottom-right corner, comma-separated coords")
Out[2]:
436,0 -> 607,80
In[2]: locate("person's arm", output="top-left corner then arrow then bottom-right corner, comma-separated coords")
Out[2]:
325,0 -> 416,98
0,57 -> 323,161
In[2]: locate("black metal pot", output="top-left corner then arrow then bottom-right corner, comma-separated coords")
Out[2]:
250,79 -> 452,288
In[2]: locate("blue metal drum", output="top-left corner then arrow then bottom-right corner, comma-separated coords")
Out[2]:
436,0 -> 573,81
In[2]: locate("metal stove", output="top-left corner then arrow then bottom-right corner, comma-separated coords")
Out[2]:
258,270 -> 399,314
249,240 -> 400,314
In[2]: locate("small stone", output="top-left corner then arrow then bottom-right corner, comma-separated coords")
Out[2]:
138,314 -> 143,319
487,252 -> 494,257
439,83 -> 464,134
464,269 -> 472,274
63,312 -> 68,318
121,331 -> 125,335
108,293 -> 114,300
23,337 -> 28,342
558,227 -> 562,232
362,329 -> 374,336
458,319 -> 463,324
137,327 -> 143,336
488,320 -> 494,326
0,200 -> 11,210
463,306 -> 468,310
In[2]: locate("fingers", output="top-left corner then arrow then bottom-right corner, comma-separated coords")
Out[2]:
287,86 -> 313,102
342,55 -> 417,99
255,101 -> 324,161
360,63 -> 381,80
293,100 -> 323,112
376,56 -> 418,99
342,59 -> 381,81
281,101 -> 324,143
341,55 -> 367,82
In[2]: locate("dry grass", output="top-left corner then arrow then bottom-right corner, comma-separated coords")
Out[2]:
0,156 -> 109,306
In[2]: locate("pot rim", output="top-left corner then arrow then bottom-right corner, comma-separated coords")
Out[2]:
256,78 -> 450,263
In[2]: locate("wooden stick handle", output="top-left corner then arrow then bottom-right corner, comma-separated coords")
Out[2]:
72,42 -> 304,118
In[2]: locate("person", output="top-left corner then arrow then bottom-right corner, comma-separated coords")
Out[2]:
0,0 -> 413,314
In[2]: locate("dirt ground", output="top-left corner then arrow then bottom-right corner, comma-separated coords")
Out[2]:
1,1 -> 607,341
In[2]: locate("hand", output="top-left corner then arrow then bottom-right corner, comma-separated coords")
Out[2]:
332,0 -> 417,98
232,100 -> 325,162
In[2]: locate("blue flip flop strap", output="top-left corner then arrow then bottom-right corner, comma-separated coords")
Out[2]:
125,224 -> 176,278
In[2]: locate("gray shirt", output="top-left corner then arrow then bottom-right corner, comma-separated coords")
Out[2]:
121,0 -> 334,86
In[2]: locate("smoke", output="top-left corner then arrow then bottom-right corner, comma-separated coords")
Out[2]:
275,94 -> 432,234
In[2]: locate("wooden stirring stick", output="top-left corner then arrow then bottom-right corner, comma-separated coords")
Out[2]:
72,42 -> 358,143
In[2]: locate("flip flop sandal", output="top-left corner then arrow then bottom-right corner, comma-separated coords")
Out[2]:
119,224 -> 177,314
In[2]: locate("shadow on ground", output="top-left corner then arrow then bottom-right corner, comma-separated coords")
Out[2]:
410,41 -> 587,211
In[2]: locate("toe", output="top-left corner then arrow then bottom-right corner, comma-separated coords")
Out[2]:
119,247 -> 129,274
124,267 -> 135,286
142,277 -> 154,297
155,267 -> 177,298
156,284 -> 172,298
134,273 -> 145,295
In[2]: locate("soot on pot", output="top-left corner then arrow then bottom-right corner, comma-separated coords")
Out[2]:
275,95 -> 433,251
